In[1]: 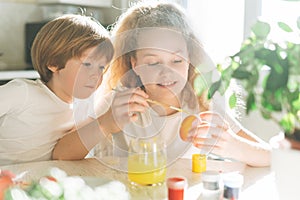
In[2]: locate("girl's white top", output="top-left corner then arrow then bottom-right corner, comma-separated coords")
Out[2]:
93,86 -> 243,164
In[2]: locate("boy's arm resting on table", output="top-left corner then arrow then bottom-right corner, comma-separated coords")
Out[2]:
52,108 -> 120,160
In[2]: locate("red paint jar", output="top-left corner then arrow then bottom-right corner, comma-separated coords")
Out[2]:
167,176 -> 187,200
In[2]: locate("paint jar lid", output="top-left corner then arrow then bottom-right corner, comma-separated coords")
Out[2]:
167,176 -> 187,190
192,154 -> 206,160
202,171 -> 221,190
201,170 -> 221,182
223,173 -> 244,188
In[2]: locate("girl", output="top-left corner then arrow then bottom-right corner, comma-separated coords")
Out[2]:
102,1 -> 271,167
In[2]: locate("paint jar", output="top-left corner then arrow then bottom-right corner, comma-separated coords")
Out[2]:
167,176 -> 187,200
199,170 -> 222,200
192,154 -> 206,173
223,173 -> 244,200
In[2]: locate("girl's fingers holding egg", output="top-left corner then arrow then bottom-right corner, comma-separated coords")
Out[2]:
193,138 -> 220,148
199,111 -> 229,130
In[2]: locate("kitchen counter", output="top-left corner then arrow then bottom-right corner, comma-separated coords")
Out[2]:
0,70 -> 39,81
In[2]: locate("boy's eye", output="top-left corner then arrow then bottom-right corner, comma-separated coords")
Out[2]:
82,62 -> 92,67
99,66 -> 105,71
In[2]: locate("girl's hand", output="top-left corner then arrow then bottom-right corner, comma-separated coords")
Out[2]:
180,111 -> 243,158
100,88 -> 149,133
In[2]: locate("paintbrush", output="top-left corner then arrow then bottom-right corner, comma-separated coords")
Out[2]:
112,88 -> 191,114
145,99 -> 191,114
112,88 -> 217,127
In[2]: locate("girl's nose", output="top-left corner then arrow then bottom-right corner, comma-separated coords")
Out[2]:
158,64 -> 173,75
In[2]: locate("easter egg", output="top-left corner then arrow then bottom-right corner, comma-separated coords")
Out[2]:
0,174 -> 13,199
179,115 -> 199,141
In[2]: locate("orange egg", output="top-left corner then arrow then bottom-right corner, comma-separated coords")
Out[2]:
179,115 -> 199,141
0,175 -> 13,199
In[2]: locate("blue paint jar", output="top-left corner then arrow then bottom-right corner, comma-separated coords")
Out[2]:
223,173 -> 244,200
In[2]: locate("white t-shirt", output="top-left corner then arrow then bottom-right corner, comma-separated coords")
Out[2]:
111,108 -> 194,164
0,79 -> 90,165
94,88 -> 242,164
93,88 -> 200,165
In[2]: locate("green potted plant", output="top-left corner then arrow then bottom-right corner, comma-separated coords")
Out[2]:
206,17 -> 300,145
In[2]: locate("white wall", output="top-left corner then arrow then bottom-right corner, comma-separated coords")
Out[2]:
187,0 -> 245,64
0,1 -> 42,70
0,0 -> 125,70
239,110 -> 281,142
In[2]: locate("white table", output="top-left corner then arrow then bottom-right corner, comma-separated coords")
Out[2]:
0,158 -> 278,200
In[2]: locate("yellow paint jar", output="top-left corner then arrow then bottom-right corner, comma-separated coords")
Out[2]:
192,154 -> 206,173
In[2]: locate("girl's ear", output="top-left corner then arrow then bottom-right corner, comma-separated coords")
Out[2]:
48,65 -> 58,73
130,57 -> 137,73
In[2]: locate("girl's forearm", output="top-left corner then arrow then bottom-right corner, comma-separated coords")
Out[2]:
234,130 -> 271,167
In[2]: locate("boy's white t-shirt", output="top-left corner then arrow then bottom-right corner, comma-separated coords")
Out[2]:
0,79 -> 92,165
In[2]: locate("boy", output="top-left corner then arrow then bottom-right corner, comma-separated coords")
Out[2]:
0,14 -> 118,165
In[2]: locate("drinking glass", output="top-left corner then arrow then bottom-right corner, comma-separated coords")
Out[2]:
127,136 -> 167,186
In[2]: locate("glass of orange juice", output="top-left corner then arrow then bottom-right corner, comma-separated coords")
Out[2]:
128,136 -> 167,186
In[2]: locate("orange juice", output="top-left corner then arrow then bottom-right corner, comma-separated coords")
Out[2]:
128,152 -> 166,185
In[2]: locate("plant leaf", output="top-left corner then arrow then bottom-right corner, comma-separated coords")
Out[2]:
246,93 -> 256,114
265,60 -> 289,91
219,66 -> 234,95
229,93 -> 237,109
194,75 -> 208,96
292,94 -> 300,111
232,70 -> 252,79
297,16 -> 300,30
262,90 -> 282,111
207,80 -> 221,99
251,21 -> 270,39
280,113 -> 296,134
278,21 -> 293,32
260,109 -> 271,119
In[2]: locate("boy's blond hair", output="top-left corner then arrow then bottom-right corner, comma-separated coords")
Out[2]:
31,14 -> 114,83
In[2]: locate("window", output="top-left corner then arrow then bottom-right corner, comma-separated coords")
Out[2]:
261,0 -> 300,41
186,0 -> 245,64
262,0 -> 300,24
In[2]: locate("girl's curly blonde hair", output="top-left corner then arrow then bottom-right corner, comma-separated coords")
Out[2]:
109,1 -> 210,111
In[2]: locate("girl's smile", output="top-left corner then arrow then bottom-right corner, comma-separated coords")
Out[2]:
157,80 -> 177,87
